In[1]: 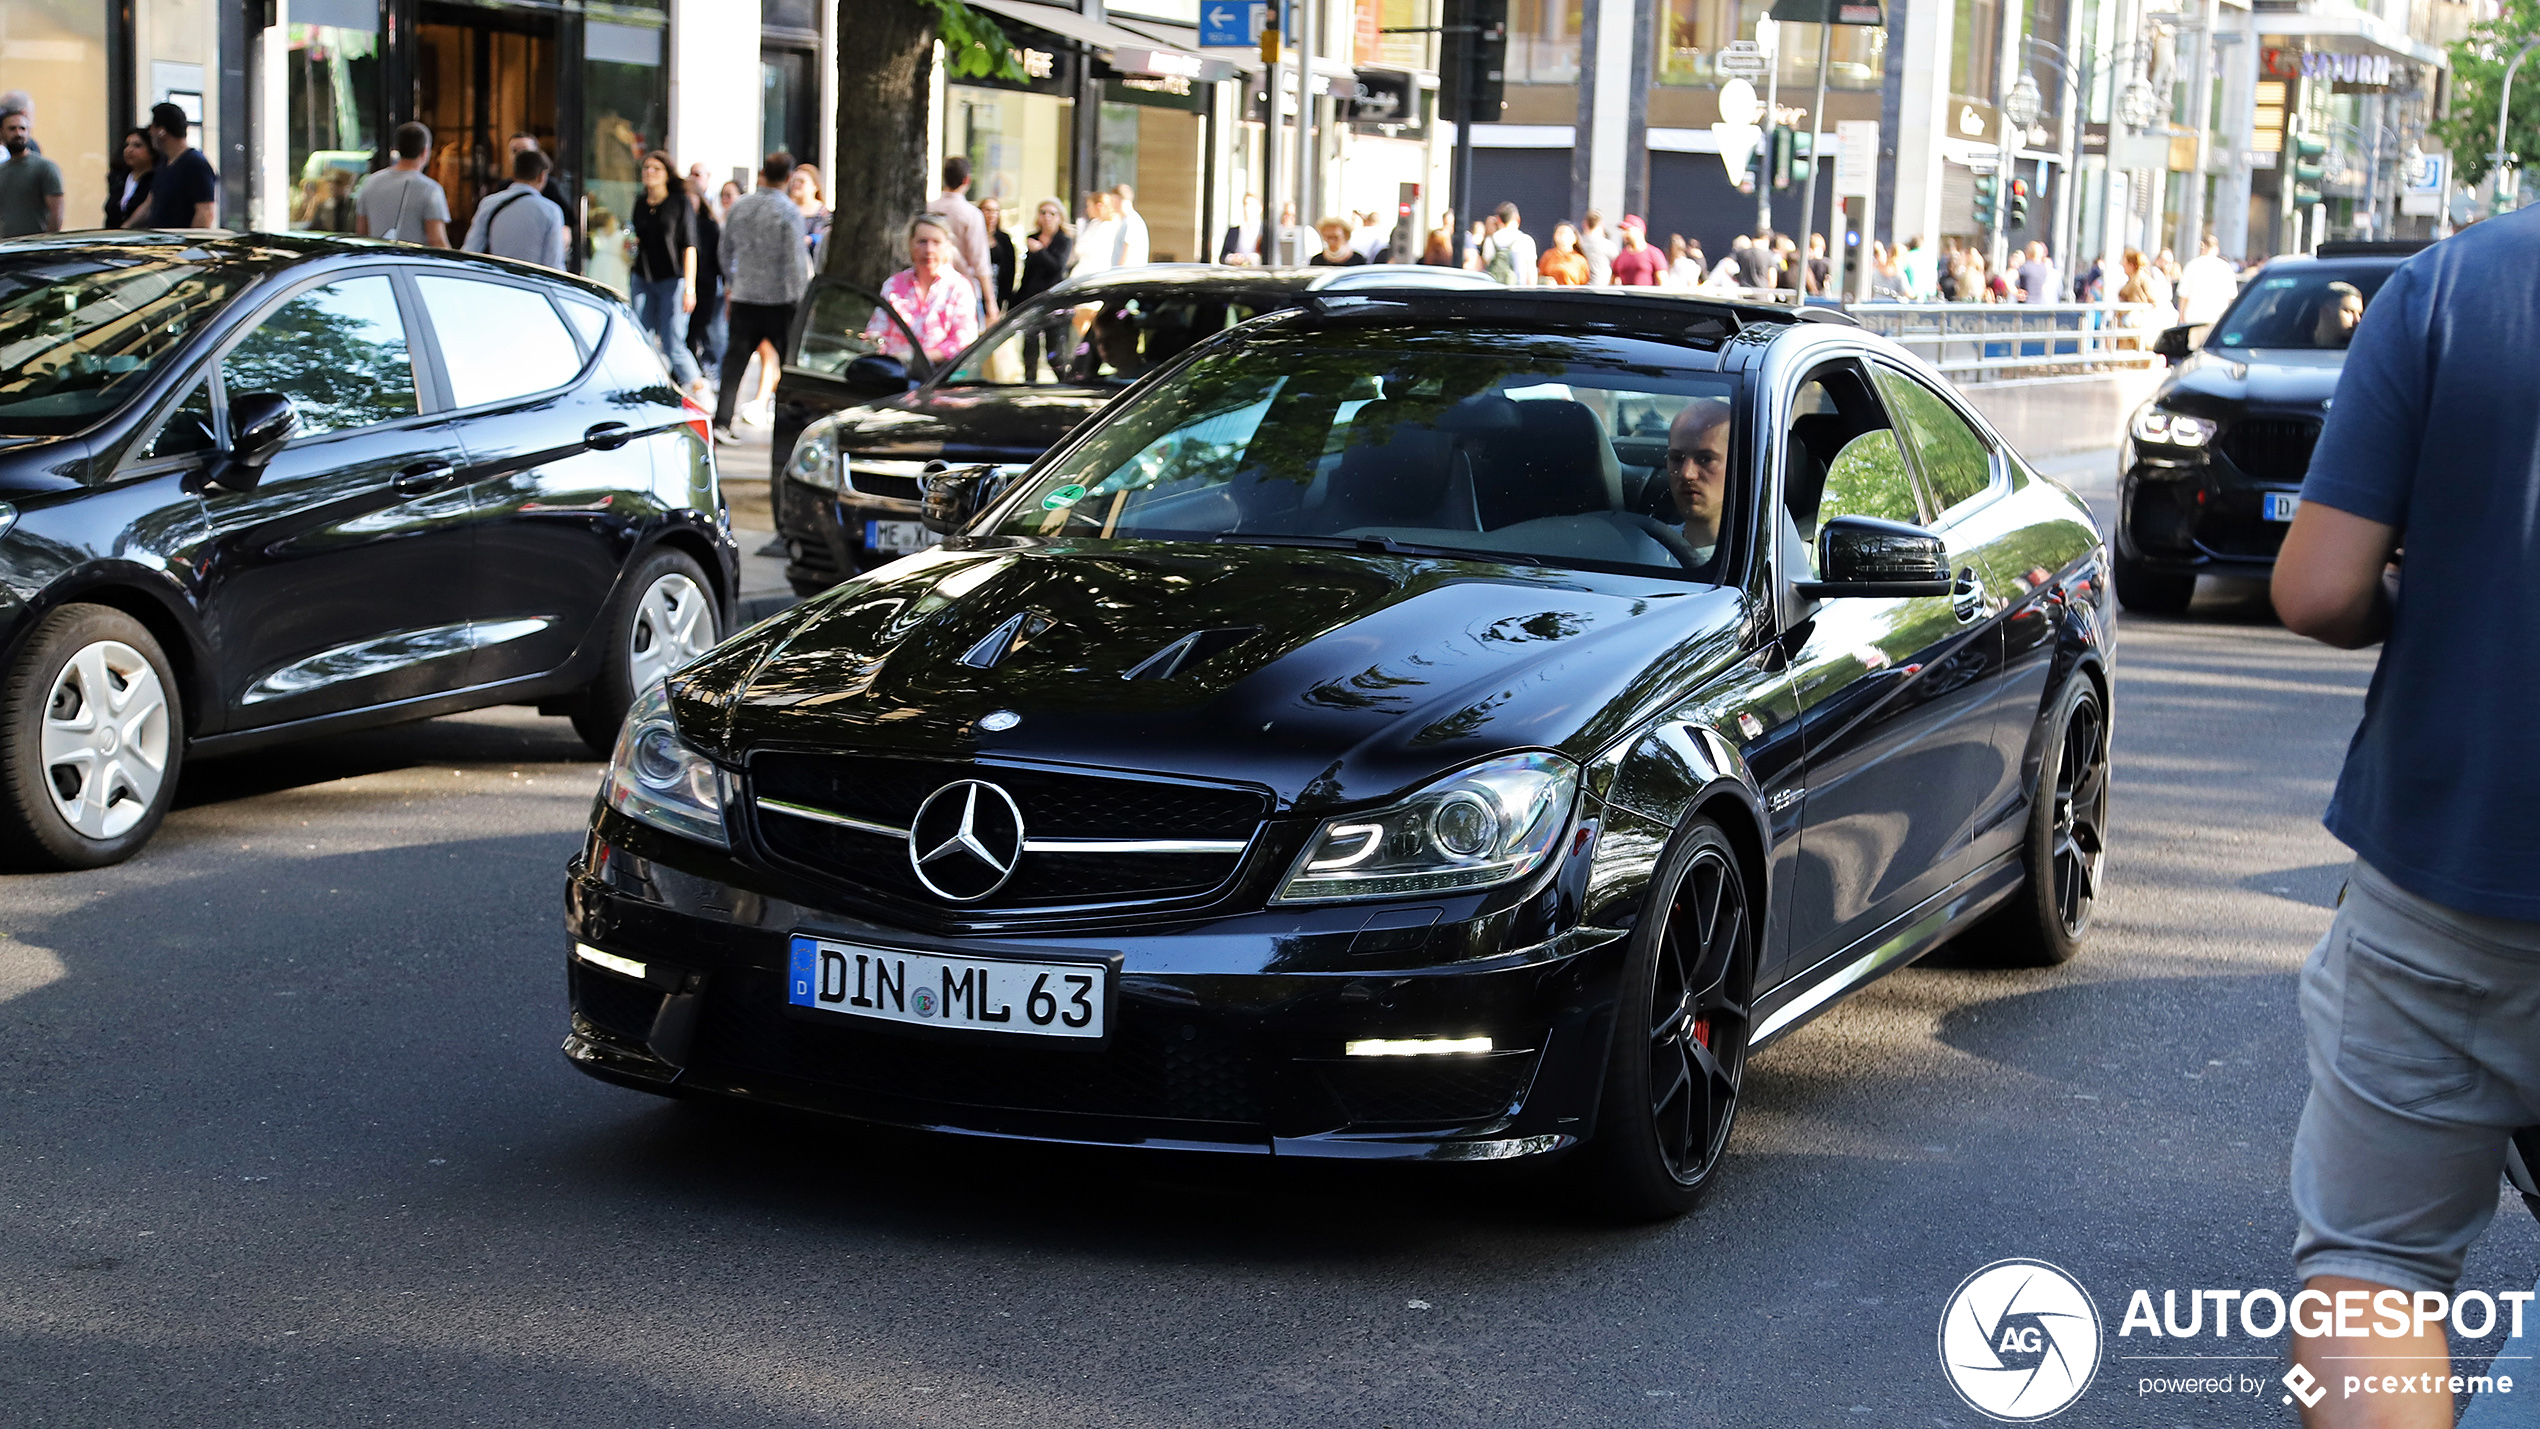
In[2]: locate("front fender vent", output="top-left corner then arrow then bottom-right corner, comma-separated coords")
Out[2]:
1122,627 -> 1260,681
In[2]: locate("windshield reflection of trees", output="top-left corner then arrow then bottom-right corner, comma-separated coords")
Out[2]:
0,260 -> 245,419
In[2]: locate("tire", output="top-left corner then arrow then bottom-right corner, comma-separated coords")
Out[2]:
1957,673 -> 2110,968
1569,817 -> 1758,1221
569,549 -> 721,755
2112,552 -> 2195,614
0,605 -> 185,870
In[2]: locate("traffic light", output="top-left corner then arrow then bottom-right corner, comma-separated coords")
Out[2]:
2290,134 -> 2327,208
1771,127 -> 1795,189
1973,173 -> 1998,227
1440,0 -> 1508,122
2008,177 -> 2030,228
1791,130 -> 1812,184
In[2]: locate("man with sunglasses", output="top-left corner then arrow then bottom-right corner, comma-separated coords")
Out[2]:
1666,398 -> 1734,568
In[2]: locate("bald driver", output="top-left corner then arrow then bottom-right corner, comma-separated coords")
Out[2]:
1666,398 -> 1733,567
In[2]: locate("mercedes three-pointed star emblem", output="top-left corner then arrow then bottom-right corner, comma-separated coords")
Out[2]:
907,779 -> 1026,902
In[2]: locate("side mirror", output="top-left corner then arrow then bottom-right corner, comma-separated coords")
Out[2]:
919,461 -> 1013,536
842,353 -> 917,395
1795,514 -> 1953,598
205,392 -> 297,493
2151,324 -> 2202,360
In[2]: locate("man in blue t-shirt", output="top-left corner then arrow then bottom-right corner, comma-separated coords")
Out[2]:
143,103 -> 219,230
2272,210 -> 2540,1428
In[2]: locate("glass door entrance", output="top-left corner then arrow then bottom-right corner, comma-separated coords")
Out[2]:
414,3 -> 558,241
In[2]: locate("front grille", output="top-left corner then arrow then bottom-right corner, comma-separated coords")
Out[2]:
845,460 -> 927,503
2217,417 -> 2320,485
1309,1051 -> 1542,1127
688,965 -> 1271,1123
749,753 -> 1267,911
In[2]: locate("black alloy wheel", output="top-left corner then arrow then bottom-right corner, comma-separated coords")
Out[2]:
1576,817 -> 1756,1220
2112,552 -> 2195,614
1962,673 -> 2110,967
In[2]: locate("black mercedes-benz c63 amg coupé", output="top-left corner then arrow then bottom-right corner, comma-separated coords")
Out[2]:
2114,240 -> 2422,613
565,289 -> 2113,1217
0,233 -> 734,869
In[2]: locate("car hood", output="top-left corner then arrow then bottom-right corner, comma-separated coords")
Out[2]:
834,384 -> 1116,463
2161,347 -> 2343,415
673,541 -> 1744,812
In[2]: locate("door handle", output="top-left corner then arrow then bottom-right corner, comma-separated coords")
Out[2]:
1951,567 -> 1986,623
584,421 -> 632,451
391,461 -> 456,495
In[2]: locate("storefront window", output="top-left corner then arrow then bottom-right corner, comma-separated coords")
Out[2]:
950,84 -> 1074,225
1509,0 -> 1582,85
0,0 -> 109,227
583,13 -> 667,295
1656,0 -> 1883,89
286,22 -> 380,231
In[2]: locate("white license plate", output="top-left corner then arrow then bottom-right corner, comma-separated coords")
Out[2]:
2262,492 -> 2302,522
865,519 -> 941,555
787,935 -> 1107,1039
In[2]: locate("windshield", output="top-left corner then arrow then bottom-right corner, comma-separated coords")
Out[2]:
987,333 -> 1741,582
0,251 -> 253,434
943,290 -> 1264,387
2207,265 -> 2394,350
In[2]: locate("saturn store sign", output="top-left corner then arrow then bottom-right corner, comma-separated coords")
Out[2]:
2264,49 -> 2395,88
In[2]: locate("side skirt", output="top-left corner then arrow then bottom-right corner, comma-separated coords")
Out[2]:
1748,849 -> 2028,1049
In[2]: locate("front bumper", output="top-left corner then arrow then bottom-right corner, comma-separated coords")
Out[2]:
2115,428 -> 2307,576
562,818 -> 1628,1160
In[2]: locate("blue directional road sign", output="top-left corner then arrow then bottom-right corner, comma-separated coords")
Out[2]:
1200,0 -> 1282,48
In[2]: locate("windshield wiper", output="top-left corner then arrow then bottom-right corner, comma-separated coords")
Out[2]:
1209,532 -> 1518,564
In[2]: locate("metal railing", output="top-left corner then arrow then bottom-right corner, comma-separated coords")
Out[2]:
1846,302 -> 2168,382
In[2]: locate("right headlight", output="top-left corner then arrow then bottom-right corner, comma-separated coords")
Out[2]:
1275,753 -> 1579,904
785,416 -> 841,490
599,677 -> 731,849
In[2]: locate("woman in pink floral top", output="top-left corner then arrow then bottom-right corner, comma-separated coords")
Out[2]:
866,214 -> 981,366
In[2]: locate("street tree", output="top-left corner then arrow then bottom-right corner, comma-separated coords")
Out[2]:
826,0 -> 1025,292
2431,0 -> 2540,189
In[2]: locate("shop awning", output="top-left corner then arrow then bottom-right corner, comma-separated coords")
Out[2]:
1103,12 -> 1357,92
967,0 -> 1244,83
2250,5 -> 2447,69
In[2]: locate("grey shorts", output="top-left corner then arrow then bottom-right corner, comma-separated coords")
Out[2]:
2292,860 -> 2540,1295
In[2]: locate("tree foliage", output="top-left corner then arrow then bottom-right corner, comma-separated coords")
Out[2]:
2432,0 -> 2540,189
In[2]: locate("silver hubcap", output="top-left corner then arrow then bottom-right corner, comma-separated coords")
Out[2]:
41,640 -> 171,841
627,573 -> 714,692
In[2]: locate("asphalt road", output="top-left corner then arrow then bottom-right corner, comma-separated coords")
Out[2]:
4,451 -> 2532,1428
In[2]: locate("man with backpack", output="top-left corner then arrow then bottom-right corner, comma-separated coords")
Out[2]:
1479,202 -> 1537,286
461,147 -> 568,269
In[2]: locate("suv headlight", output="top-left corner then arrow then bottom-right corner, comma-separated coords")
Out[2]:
785,417 -> 841,490
600,677 -> 731,848
2130,406 -> 2218,448
1275,753 -> 1579,904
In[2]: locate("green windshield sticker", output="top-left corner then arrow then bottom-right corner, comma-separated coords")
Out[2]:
1041,483 -> 1088,511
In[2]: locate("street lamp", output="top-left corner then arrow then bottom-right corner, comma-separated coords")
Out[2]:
2492,35 -> 2540,214
2005,72 -> 2044,129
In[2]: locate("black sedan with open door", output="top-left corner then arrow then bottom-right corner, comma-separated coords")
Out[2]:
565,289 -> 2112,1218
0,232 -> 735,868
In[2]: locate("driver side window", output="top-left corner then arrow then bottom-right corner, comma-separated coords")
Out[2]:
795,282 -> 920,377
1782,360 -> 1922,580
218,275 -> 418,439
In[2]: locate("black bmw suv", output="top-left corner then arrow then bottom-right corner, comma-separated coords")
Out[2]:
2112,241 -> 2425,612
0,232 -> 735,868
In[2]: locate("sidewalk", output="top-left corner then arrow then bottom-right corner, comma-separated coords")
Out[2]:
713,416 -> 799,627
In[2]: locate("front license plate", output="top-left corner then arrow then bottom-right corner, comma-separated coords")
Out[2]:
2262,492 -> 2302,523
864,519 -> 941,556
787,935 -> 1106,1039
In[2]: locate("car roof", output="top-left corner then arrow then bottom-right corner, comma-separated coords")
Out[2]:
0,228 -> 633,305
1040,262 -> 1507,302
1236,285 -> 1840,351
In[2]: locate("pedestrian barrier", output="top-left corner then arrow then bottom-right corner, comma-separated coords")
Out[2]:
1848,302 -> 2168,383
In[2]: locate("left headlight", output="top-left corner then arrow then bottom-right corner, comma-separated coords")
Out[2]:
600,677 -> 731,848
785,417 -> 840,490
1275,752 -> 1580,904
2130,406 -> 2218,448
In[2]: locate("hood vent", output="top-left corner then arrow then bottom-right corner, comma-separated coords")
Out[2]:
1122,627 -> 1259,681
959,610 -> 1056,669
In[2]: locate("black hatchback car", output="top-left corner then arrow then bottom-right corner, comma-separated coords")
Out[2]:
770,264 -> 1496,594
0,232 -> 735,868
565,289 -> 2112,1217
2113,241 -> 2423,612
